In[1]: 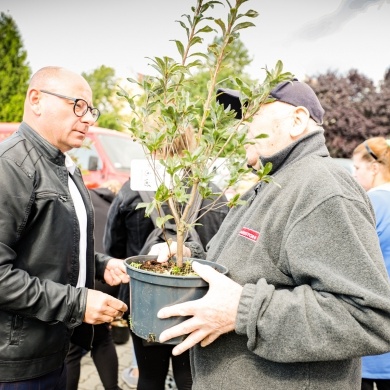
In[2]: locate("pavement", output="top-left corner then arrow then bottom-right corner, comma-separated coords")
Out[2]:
78,337 -> 133,390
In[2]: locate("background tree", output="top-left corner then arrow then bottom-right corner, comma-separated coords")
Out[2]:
0,12 -> 31,122
184,37 -> 256,155
187,37 -> 255,109
306,69 -> 381,158
374,68 -> 390,136
82,65 -> 127,131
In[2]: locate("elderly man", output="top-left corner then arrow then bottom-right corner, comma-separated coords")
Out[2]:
152,80 -> 390,389
0,67 -> 129,388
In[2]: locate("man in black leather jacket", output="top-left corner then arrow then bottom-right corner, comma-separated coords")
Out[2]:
0,66 -> 129,388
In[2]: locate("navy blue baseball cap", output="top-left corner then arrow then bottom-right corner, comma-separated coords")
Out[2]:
217,79 -> 325,125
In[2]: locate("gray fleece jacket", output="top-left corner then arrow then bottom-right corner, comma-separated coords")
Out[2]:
191,130 -> 390,390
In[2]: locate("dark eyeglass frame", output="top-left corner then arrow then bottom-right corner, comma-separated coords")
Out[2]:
40,90 -> 100,122
364,141 -> 379,161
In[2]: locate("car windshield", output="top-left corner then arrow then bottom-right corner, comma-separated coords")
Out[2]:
68,133 -> 146,173
98,134 -> 145,171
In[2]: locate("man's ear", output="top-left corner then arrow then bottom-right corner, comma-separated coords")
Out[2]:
27,89 -> 41,115
289,106 -> 310,138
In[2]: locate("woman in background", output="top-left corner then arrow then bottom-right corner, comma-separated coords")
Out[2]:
352,137 -> 390,390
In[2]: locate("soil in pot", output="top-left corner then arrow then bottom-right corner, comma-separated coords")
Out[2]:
132,258 -> 198,276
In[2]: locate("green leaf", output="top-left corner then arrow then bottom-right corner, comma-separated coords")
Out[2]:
232,22 -> 255,33
172,40 -> 185,57
156,215 -> 174,228
188,52 -> 209,59
262,162 -> 273,175
135,202 -> 148,210
189,36 -> 203,47
214,19 -> 226,35
195,25 -> 214,34
202,0 -> 223,11
243,9 -> 259,18
186,60 -> 203,68
125,77 -> 139,85
127,97 -> 136,111
176,20 -> 190,38
144,202 -> 155,216
155,184 -> 170,202
254,133 -> 269,139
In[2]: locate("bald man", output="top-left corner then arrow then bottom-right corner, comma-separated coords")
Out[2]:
0,67 -> 129,388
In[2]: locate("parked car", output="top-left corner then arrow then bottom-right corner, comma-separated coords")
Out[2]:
66,126 -> 146,188
0,123 -> 145,188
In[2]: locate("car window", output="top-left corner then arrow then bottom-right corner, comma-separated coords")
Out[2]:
68,140 -> 102,171
98,134 -> 146,172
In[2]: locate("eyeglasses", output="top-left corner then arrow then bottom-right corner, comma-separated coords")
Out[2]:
40,90 -> 100,122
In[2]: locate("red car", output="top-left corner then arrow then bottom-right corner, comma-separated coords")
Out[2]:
0,123 -> 145,188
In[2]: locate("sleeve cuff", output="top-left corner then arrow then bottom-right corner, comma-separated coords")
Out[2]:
236,283 -> 257,335
184,242 -> 206,259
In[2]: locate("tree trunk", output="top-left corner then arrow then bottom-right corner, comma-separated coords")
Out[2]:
176,229 -> 185,268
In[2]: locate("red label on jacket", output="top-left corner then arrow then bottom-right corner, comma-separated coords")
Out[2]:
239,227 -> 260,242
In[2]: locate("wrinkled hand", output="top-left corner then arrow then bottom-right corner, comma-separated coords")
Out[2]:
158,261 -> 243,355
104,258 -> 130,286
148,241 -> 191,263
84,289 -> 128,324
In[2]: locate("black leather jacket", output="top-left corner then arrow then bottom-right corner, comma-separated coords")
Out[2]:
0,122 -> 110,381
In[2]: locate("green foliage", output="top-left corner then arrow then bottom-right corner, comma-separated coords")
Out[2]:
119,0 -> 294,266
185,36 -> 256,155
0,12 -> 31,122
82,66 -> 125,130
186,34 -> 255,85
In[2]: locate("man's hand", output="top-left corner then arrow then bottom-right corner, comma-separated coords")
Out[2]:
84,289 -> 128,324
148,241 -> 191,263
157,261 -> 243,355
104,258 -> 130,286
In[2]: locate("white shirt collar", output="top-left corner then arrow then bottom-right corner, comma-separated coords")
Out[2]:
64,153 -> 77,175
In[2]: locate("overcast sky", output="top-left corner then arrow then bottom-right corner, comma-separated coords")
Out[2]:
1,0 -> 389,85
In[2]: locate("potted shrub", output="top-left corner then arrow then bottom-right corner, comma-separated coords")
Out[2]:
119,0 -> 293,343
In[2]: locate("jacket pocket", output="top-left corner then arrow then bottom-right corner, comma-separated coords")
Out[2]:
35,191 -> 68,203
10,314 -> 23,345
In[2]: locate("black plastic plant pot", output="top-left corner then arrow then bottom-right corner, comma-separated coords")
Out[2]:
124,255 -> 228,345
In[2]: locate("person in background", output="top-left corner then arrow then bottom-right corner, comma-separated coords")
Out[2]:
66,180 -> 123,390
104,127 -> 229,390
0,66 -> 129,388
151,80 -> 390,390
120,349 -> 139,389
352,137 -> 390,390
